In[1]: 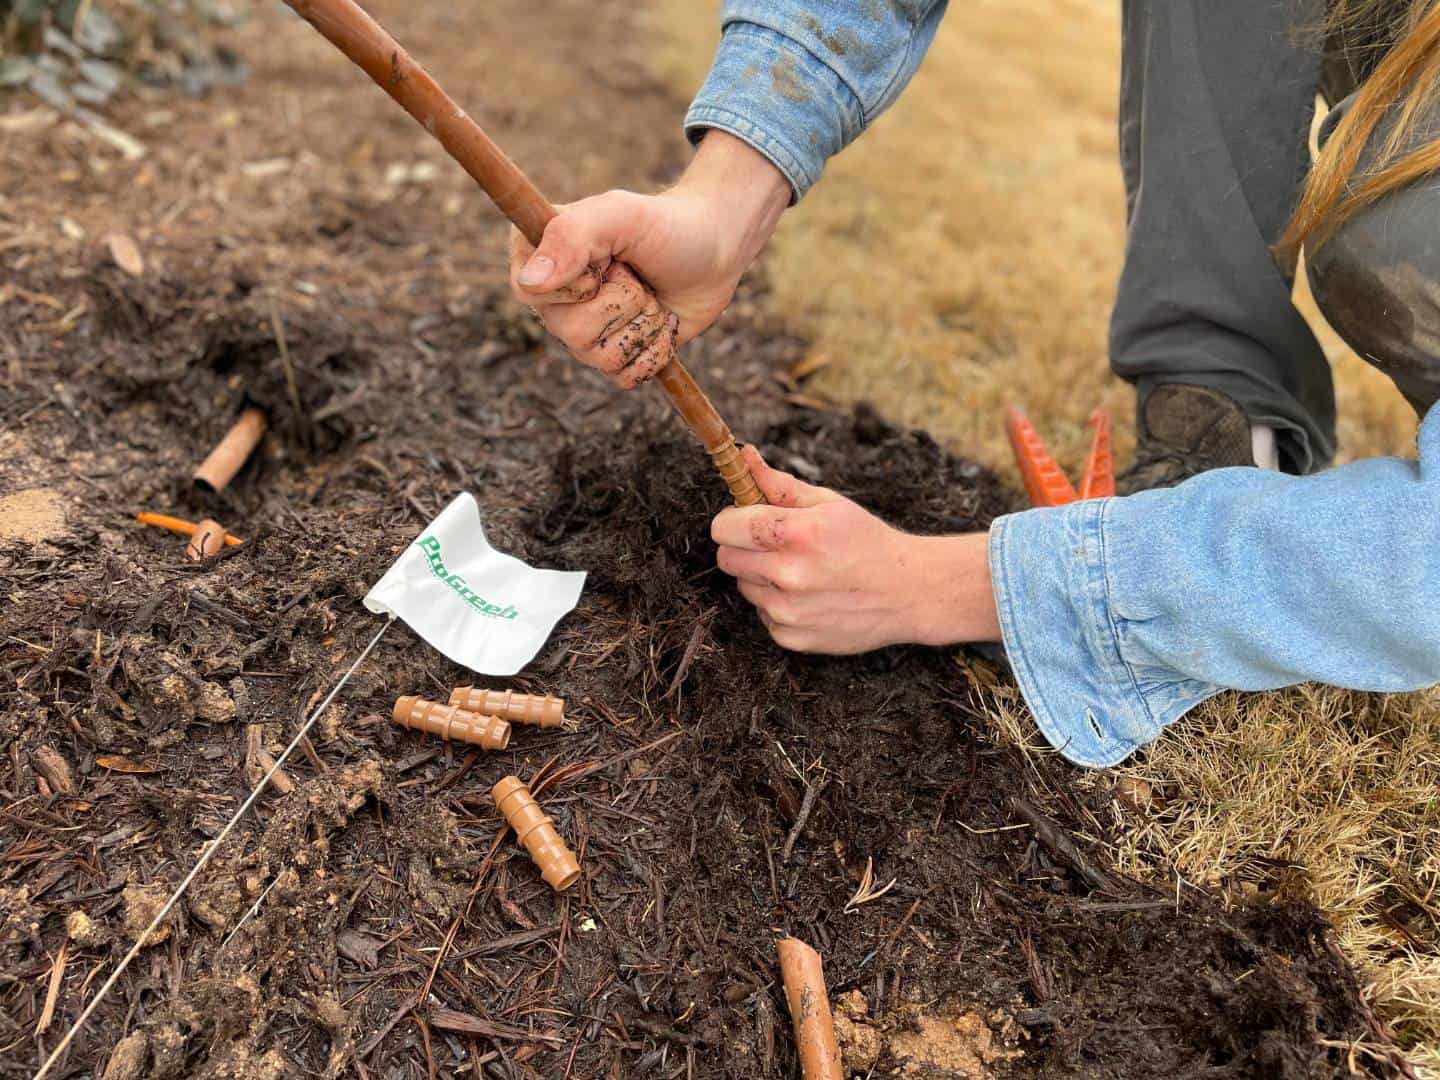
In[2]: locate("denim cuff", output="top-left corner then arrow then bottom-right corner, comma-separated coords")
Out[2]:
685,23 -> 864,200
989,500 -> 1222,767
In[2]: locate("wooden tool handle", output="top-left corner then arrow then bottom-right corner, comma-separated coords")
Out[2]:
283,0 -> 763,507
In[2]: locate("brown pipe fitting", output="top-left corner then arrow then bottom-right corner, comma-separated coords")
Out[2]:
652,363 -> 763,507
492,776 -> 580,892
193,407 -> 267,493
448,687 -> 568,731
392,696 -> 511,750
707,437 -> 764,507
185,519 -> 228,561
776,937 -> 843,1080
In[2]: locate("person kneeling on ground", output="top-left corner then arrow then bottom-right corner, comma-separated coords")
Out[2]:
508,0 -> 1440,767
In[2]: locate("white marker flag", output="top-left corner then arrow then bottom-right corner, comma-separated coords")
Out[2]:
364,493 -> 585,675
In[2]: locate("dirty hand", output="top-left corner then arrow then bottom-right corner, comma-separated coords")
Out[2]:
711,447 -> 1002,653
509,131 -> 789,388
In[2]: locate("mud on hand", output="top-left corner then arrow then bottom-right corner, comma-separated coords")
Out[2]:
510,242 -> 678,389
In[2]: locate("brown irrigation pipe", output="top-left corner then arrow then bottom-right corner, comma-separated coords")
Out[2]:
282,0 -> 765,507
776,936 -> 844,1080
193,406 -> 267,493
493,775 -> 581,892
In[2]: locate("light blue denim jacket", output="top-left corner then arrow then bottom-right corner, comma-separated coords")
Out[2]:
687,1 -> 1440,767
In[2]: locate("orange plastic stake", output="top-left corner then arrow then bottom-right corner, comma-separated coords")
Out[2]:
492,776 -> 581,892
1005,407 -> 1078,507
775,937 -> 844,1080
448,687 -> 569,731
1005,406 -> 1116,507
392,696 -> 511,750
1078,408 -> 1116,500
135,513 -> 243,547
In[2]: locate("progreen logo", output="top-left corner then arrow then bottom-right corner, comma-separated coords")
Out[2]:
416,535 -> 518,620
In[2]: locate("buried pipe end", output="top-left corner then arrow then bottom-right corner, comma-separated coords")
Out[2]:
185,519 -> 228,561
776,936 -> 844,1080
193,406 -> 267,494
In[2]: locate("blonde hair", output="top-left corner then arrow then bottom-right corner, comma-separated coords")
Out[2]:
1281,0 -> 1440,257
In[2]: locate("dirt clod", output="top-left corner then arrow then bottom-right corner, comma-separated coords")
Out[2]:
31,745 -> 76,794
100,1031 -> 149,1080
66,910 -> 106,948
834,990 -> 884,1072
888,1003 -> 1020,1078
122,884 -> 174,948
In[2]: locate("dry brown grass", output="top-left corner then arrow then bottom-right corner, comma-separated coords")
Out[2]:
647,0 -> 1440,1070
646,0 -> 1132,475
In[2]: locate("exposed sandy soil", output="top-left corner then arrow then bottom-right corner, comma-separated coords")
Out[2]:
0,488 -> 68,544
0,2 -> 1417,1078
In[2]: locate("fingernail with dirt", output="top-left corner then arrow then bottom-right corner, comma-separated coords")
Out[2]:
392,696 -> 511,750
518,254 -> 553,288
492,775 -> 580,892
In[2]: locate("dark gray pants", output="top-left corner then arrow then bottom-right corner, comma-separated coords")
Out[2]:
1115,0 -> 1437,472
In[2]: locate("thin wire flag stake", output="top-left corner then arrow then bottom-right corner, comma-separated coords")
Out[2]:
35,617 -> 394,1080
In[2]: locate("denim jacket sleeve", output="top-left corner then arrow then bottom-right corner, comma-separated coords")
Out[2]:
988,404 -> 1440,768
685,1 -> 948,198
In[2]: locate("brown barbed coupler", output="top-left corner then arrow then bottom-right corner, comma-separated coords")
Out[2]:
448,687 -> 570,730
392,696 -> 511,750
492,776 -> 580,892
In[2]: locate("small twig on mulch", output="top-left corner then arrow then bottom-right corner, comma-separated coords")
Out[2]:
1010,795 -> 1114,893
428,1007 -> 564,1045
629,1017 -> 708,1047
269,295 -> 305,432
781,780 -> 824,862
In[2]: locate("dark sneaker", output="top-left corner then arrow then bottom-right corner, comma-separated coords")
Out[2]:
1117,384 -> 1255,494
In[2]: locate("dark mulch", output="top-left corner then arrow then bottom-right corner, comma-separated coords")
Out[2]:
0,0 -> 1409,1072
0,251 -> 1401,1078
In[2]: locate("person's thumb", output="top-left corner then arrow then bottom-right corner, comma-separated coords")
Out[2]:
517,191 -> 646,293
742,445 -> 840,508
516,216 -> 589,292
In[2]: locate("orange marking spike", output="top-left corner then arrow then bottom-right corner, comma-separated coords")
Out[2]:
1005,407 -> 1079,507
135,512 -> 243,547
1079,408 -> 1116,500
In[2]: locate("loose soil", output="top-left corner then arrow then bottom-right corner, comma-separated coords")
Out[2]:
0,2 -> 1411,1078
0,489 -> 67,544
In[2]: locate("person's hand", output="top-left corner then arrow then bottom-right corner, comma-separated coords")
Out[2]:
711,447 -> 1002,653
509,131 -> 789,388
